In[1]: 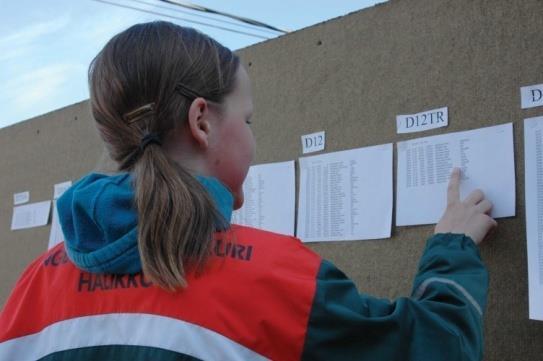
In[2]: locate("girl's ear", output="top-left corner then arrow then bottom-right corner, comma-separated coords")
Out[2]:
187,97 -> 211,148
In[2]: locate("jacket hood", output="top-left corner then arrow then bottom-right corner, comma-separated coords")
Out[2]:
57,172 -> 234,274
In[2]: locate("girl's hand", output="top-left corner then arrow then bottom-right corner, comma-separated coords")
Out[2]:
434,168 -> 498,245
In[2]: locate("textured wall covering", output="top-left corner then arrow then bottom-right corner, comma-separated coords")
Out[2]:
2,1 -> 542,359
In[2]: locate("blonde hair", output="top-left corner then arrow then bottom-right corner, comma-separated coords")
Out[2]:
88,21 -> 239,289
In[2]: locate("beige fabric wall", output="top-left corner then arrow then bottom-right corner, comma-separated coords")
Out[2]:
0,100 -> 104,300
1,0 -> 542,359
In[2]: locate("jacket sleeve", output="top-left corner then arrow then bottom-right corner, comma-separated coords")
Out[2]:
300,233 -> 488,361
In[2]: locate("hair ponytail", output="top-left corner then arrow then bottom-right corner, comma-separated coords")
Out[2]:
132,140 -> 221,289
88,21 -> 239,289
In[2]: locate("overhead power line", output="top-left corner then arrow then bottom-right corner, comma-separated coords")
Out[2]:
91,0 -> 270,39
125,0 -> 280,35
160,0 -> 289,34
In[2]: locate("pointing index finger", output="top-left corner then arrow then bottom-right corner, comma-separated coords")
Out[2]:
447,167 -> 461,204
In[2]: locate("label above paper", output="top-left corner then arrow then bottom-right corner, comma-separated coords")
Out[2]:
301,131 -> 325,154
396,107 -> 448,134
13,191 -> 30,205
521,83 -> 543,109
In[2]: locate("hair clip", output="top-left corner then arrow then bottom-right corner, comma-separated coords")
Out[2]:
124,102 -> 156,123
175,83 -> 201,100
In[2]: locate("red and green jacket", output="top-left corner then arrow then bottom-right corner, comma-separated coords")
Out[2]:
0,226 -> 487,361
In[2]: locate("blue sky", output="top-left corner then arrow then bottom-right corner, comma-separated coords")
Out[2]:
0,0 -> 385,128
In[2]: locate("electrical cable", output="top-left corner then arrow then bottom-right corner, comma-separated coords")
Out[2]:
160,0 -> 289,34
124,0 -> 280,35
90,0 -> 270,39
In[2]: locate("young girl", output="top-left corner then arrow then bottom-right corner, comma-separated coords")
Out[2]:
0,21 -> 496,360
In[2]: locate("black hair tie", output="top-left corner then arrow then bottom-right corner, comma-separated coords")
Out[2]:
139,133 -> 162,151
120,133 -> 162,170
